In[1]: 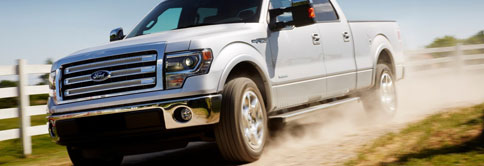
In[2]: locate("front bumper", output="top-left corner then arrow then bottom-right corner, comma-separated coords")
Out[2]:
48,94 -> 221,143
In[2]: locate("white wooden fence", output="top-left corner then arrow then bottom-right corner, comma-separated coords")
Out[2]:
405,43 -> 484,76
0,59 -> 51,156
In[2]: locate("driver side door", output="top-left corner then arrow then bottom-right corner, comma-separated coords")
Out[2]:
268,0 -> 327,109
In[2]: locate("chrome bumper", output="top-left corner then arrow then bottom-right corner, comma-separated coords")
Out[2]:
48,94 -> 222,140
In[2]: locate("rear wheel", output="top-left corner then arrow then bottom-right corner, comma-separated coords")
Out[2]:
361,64 -> 398,118
67,146 -> 123,166
214,77 -> 268,162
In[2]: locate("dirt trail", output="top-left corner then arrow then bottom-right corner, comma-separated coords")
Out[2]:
248,73 -> 484,166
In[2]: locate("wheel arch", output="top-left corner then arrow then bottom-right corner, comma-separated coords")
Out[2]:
371,34 -> 397,86
214,43 -> 274,112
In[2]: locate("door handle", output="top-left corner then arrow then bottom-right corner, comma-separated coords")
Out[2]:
312,33 -> 320,45
343,32 -> 351,42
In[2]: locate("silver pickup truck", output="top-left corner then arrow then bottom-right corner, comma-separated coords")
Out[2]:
47,0 -> 404,165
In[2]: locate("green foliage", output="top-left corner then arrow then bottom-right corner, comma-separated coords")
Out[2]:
0,98 -> 18,109
0,81 -> 20,109
464,31 -> 484,45
347,103 -> 484,166
0,94 -> 48,109
426,36 -> 460,48
0,80 -> 18,88
0,135 -> 68,165
0,115 -> 48,131
427,30 -> 484,49
37,59 -> 53,86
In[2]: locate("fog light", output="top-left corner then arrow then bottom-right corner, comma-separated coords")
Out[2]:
181,108 -> 192,121
174,107 -> 192,122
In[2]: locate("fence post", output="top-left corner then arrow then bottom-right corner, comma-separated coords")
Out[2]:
455,43 -> 463,72
17,59 -> 32,156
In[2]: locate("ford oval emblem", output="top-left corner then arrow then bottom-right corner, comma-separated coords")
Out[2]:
90,70 -> 111,82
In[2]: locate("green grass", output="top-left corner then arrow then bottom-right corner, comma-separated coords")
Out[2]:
0,135 -> 69,166
0,115 -> 48,131
346,103 -> 484,166
0,94 -> 50,131
0,94 -> 70,166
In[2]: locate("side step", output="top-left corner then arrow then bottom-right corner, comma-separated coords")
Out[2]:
269,97 -> 360,123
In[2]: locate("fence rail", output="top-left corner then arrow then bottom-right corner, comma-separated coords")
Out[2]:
405,43 -> 484,76
0,59 -> 51,156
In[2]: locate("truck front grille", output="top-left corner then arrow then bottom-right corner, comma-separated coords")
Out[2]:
61,51 -> 158,101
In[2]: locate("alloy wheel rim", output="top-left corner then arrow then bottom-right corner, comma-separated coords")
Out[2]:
380,72 -> 397,114
240,90 -> 265,150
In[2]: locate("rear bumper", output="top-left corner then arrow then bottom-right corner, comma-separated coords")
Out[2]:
48,94 -> 221,144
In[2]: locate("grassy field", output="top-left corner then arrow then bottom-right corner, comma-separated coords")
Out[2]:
0,94 -> 50,131
0,135 -> 69,166
0,115 -> 49,131
346,103 -> 484,166
0,94 -> 71,166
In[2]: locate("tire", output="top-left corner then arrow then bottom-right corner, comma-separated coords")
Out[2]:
67,146 -> 124,166
214,77 -> 268,163
361,64 -> 398,118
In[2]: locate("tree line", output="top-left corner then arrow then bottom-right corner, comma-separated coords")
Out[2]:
427,31 -> 484,48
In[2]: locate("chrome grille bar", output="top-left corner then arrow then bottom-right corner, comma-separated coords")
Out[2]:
65,54 -> 157,74
64,66 -> 156,85
64,78 -> 156,97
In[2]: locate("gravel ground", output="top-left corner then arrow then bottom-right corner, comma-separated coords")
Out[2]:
120,73 -> 484,166
248,73 -> 484,166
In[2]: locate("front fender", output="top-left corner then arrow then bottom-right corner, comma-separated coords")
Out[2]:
211,42 -> 274,110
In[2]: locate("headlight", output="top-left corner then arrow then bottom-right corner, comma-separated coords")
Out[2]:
165,49 -> 213,89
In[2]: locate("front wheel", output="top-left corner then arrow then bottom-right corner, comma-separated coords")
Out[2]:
361,64 -> 398,118
214,77 -> 268,163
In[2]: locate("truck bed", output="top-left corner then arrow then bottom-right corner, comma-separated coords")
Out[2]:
348,20 -> 405,81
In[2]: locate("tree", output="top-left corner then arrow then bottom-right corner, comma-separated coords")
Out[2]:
0,80 -> 18,88
38,59 -> 54,85
426,36 -> 460,48
464,31 -> 484,45
0,80 -> 18,108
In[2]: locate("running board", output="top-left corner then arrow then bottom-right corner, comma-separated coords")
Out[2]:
269,97 -> 360,123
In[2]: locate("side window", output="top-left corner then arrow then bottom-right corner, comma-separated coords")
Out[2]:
143,8 -> 182,35
312,0 -> 339,22
197,8 -> 218,24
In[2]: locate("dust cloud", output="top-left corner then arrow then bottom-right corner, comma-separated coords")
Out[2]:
248,71 -> 484,166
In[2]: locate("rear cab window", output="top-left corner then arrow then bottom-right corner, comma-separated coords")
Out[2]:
312,0 -> 339,22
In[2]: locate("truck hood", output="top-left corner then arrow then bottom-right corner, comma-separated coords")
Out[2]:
52,23 -> 260,70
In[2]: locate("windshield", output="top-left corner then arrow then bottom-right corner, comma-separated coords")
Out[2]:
127,0 -> 263,38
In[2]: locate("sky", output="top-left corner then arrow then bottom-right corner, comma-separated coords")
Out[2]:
0,0 -> 483,66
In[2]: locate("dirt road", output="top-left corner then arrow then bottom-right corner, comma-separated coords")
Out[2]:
119,73 -> 484,166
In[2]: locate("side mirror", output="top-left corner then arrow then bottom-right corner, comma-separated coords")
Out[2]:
110,28 -> 125,42
269,2 -> 316,31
